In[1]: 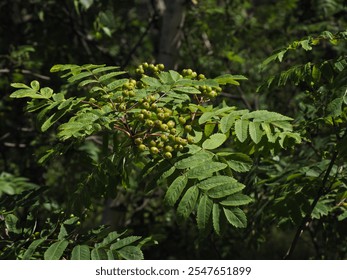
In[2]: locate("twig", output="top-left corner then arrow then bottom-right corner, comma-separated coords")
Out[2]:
0,68 -> 50,80
121,13 -> 157,68
283,150 -> 338,259
221,90 -> 252,110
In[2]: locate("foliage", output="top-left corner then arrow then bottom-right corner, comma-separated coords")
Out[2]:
7,62 -> 299,244
1,0 -> 347,260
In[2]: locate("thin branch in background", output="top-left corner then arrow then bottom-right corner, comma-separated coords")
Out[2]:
283,150 -> 338,259
221,89 -> 252,110
121,14 -> 157,68
0,68 -> 50,80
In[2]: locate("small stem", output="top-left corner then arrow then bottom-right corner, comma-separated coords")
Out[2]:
283,150 -> 338,259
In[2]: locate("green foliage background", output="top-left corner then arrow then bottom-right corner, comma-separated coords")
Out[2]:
1,0 -> 347,260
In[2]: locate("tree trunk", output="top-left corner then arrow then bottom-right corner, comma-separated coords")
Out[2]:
157,0 -> 186,69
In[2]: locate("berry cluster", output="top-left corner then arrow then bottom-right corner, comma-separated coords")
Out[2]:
133,96 -> 195,159
135,62 -> 165,76
108,63 -> 222,159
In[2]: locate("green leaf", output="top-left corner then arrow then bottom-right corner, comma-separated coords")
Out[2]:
58,225 -> 68,240
5,214 -> 20,234
71,245 -> 91,260
78,79 -> 98,87
242,110 -> 292,122
187,162 -> 227,179
223,207 -> 247,228
173,86 -> 201,94
312,65 -> 321,81
327,97 -> 343,117
92,66 -> 119,74
212,203 -> 221,235
221,152 -> 253,173
23,237 -> 47,260
141,76 -> 162,87
196,194 -> 213,231
110,236 -> 142,250
44,240 -> 69,260
169,70 -> 182,82
106,78 -> 128,91
41,109 -> 69,132
271,121 -> 293,131
118,246 -> 144,260
235,119 -> 249,142
40,87 -> 53,99
214,74 -> 247,85
10,89 -> 47,99
175,151 -> 213,169
248,122 -> 263,144
11,83 -> 31,89
202,133 -> 227,150
196,175 -> 237,191
68,71 -> 94,83
204,122 -> 216,137
261,122 -> 275,142
312,201 -> 331,219
30,80 -> 40,91
220,193 -> 253,206
207,180 -> 245,199
95,231 -> 125,249
220,114 -> 235,133
158,72 -> 174,84
91,248 -> 108,260
98,71 -> 127,82
177,186 -> 199,220
199,112 -> 216,125
164,175 -> 188,206
300,39 -> 312,51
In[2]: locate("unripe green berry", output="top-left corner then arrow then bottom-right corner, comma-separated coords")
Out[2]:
184,125 -> 192,132
170,128 -> 177,135
178,117 -> 186,125
180,138 -> 188,146
136,68 -> 144,75
164,145 -> 174,152
150,146 -> 159,155
157,141 -> 165,148
198,74 -> 206,80
160,124 -> 169,131
149,140 -> 157,147
142,102 -> 150,109
137,113 -> 145,120
163,108 -> 172,115
138,144 -> 147,151
145,120 -> 154,127
161,134 -> 169,141
167,120 -> 176,129
134,138 -> 143,145
116,96 -> 124,103
157,113 -> 165,120
118,103 -> 127,111
155,120 -> 163,127
164,152 -> 172,159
